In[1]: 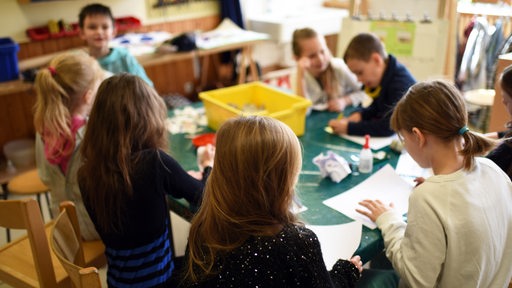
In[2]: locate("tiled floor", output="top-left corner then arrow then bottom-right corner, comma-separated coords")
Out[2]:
0,190 -> 191,287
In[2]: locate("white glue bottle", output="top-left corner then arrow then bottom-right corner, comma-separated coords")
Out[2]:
358,134 -> 373,173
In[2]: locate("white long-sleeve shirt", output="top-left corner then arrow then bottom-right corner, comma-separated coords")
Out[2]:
290,58 -> 367,108
376,157 -> 512,288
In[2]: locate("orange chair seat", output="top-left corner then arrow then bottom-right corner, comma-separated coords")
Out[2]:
7,169 -> 48,195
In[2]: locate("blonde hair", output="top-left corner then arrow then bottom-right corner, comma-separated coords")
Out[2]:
292,27 -> 339,99
78,74 -> 168,233
34,50 -> 103,160
391,80 -> 495,170
185,116 -> 302,283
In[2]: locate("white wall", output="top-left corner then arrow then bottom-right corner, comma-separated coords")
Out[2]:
366,0 -> 439,21
241,0 -> 344,68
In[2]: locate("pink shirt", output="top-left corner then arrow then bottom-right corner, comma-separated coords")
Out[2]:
44,115 -> 86,174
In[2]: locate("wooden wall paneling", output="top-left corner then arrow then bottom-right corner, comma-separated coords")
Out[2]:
0,87 -> 36,156
145,58 -> 196,97
18,41 -> 44,60
201,54 -> 222,91
145,64 -> 168,93
55,37 -> 78,51
41,39 -> 59,55
325,34 -> 338,57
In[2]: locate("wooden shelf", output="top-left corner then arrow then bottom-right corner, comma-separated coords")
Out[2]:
323,0 -> 350,9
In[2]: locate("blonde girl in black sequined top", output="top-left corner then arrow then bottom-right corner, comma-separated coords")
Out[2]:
182,116 -> 362,287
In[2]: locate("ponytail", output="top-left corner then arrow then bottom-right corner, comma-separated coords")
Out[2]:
459,129 -> 496,170
34,67 -> 73,157
391,80 -> 496,171
33,51 -> 103,161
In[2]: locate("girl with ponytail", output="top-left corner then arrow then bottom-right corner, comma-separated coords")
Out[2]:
356,80 -> 512,287
34,50 -> 104,240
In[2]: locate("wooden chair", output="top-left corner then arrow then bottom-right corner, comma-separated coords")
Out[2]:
7,168 -> 52,218
5,168 -> 52,242
50,201 -> 103,288
0,198 -> 70,287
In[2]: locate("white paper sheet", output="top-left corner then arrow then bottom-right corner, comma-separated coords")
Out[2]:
395,152 -> 432,186
323,164 -> 413,229
196,18 -> 269,50
340,134 -> 398,150
306,222 -> 362,269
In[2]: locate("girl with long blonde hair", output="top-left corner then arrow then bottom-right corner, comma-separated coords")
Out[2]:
184,116 -> 362,287
291,27 -> 366,112
34,50 -> 104,240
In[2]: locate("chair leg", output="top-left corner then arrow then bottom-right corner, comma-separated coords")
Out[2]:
35,194 -> 44,220
1,183 -> 10,242
44,192 -> 52,218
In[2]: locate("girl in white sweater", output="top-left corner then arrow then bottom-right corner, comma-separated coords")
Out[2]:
290,27 -> 366,112
357,80 -> 512,287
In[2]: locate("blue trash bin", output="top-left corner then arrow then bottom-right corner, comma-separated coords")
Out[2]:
0,38 -> 20,82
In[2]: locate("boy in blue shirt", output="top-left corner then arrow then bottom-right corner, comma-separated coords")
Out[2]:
79,3 -> 153,86
328,33 -> 416,136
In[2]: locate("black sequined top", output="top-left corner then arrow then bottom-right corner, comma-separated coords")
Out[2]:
188,224 -> 360,287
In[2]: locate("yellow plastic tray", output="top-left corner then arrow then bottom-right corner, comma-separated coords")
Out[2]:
199,82 -> 312,136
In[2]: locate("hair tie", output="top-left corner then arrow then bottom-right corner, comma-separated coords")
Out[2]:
458,126 -> 469,135
48,66 -> 57,76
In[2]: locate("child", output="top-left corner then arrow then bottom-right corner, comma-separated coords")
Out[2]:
329,33 -> 416,136
77,74 -> 214,287
291,28 -> 366,112
356,80 -> 512,287
34,50 -> 104,240
78,3 -> 154,86
183,116 -> 363,287
487,64 -> 512,180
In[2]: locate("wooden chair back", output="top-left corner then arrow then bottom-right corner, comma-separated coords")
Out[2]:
0,198 -> 59,287
50,201 -> 102,288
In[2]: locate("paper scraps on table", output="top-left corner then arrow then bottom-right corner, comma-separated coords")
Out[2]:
313,151 -> 351,183
165,106 -> 207,134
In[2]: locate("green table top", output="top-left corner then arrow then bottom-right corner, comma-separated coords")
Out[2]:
167,106 -> 400,263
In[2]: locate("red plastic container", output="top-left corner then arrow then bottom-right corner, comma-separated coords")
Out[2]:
115,16 -> 141,32
26,17 -> 141,41
26,23 -> 79,41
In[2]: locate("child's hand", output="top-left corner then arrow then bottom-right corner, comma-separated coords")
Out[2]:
346,112 -> 362,122
328,118 -> 349,134
297,56 -> 311,70
414,177 -> 425,187
328,98 -> 347,112
356,199 -> 394,222
197,144 -> 215,170
349,255 -> 364,274
187,170 -> 203,180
